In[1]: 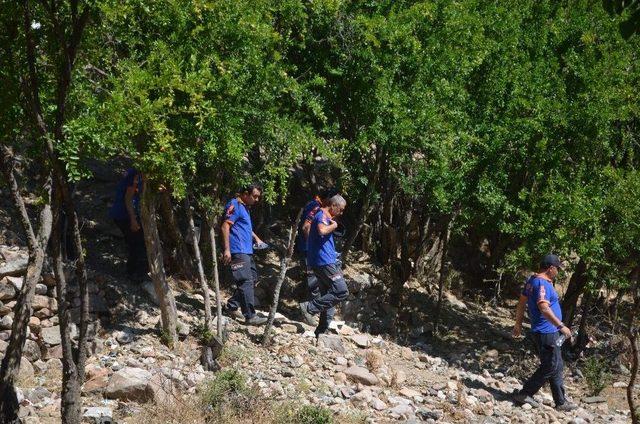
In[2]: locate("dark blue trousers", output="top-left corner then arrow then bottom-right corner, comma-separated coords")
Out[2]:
521,331 -> 567,406
307,263 -> 348,336
226,254 -> 258,319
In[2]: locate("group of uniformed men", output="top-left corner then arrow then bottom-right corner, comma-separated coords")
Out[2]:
110,169 -> 347,335
219,183 -> 348,336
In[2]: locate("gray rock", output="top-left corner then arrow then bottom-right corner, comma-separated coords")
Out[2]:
23,339 -> 41,362
5,276 -> 23,292
34,284 -> 47,296
346,273 -> 372,293
0,278 -> 17,300
317,334 -> 345,354
24,387 -> 51,405
344,366 -> 379,386
104,367 -> 154,402
41,326 -> 62,345
0,315 -> 13,330
142,281 -> 160,306
115,331 -> 133,344
0,258 -> 28,279
18,357 -> 34,381
351,334 -> 369,348
83,406 -> 113,423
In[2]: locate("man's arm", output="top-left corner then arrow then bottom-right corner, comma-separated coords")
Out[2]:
317,219 -> 338,236
539,302 -> 572,339
124,185 -> 140,232
512,294 -> 527,337
221,221 -> 232,264
252,231 -> 264,245
302,220 -> 312,239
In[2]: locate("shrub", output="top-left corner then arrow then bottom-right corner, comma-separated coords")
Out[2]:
583,356 -> 611,396
293,405 -> 334,424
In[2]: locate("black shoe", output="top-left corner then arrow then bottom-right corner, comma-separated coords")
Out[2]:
513,392 -> 540,408
222,305 -> 245,321
245,316 -> 268,326
298,301 -> 318,326
555,401 -> 578,412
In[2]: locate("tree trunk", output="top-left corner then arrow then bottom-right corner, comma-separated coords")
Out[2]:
627,266 -> 640,424
561,258 -> 587,327
159,192 -> 194,280
0,147 -> 52,422
184,197 -> 212,328
140,183 -> 178,346
432,218 -> 454,333
262,209 -> 302,347
208,215 -> 223,340
51,190 -> 82,424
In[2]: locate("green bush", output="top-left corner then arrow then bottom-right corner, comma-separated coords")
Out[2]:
583,356 -> 611,396
273,403 -> 334,424
294,405 -> 334,424
202,369 -> 247,407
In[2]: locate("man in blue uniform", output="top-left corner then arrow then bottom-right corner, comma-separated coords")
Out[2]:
299,194 -> 348,337
109,168 -> 147,282
512,254 -> 578,411
295,188 -> 340,306
221,183 -> 268,325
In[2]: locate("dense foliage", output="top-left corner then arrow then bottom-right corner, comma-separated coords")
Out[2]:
3,0 -> 640,300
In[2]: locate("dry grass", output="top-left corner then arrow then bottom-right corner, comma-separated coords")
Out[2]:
125,395 -> 208,424
364,349 -> 383,372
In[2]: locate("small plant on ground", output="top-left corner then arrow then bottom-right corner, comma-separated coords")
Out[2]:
365,349 -> 383,371
583,355 -> 611,395
273,403 -> 334,424
201,368 -> 264,421
192,320 -> 213,345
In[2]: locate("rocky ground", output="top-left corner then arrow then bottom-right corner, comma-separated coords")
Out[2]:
0,239 -> 634,423
0,165 -> 636,423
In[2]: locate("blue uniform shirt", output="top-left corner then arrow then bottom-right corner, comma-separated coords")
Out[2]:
522,275 -> 563,334
109,168 -> 141,221
296,197 -> 322,253
223,198 -> 253,255
307,209 -> 337,267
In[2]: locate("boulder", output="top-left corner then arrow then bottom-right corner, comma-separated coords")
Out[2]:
104,367 -> 154,402
0,279 -> 16,301
317,334 -> 345,354
350,334 -> 369,348
142,281 -> 160,306
23,339 -> 41,362
344,366 -> 379,386
18,357 -> 34,381
0,315 -> 13,330
5,276 -> 23,292
34,284 -> 47,296
83,407 -> 113,423
41,326 -> 62,346
0,259 -> 28,279
32,295 -> 57,312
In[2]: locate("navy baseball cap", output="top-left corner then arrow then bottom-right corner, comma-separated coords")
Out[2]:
541,254 -> 563,269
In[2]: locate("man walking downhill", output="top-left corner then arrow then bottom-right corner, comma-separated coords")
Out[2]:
109,168 -> 148,283
299,194 -> 349,337
512,254 -> 578,412
296,188 -> 340,304
221,183 -> 268,326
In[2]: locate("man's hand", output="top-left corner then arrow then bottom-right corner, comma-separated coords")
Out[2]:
130,219 -> 141,232
560,325 -> 572,340
512,325 -> 522,338
222,249 -> 231,265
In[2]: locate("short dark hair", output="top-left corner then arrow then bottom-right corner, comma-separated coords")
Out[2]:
319,187 -> 340,200
240,182 -> 262,194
